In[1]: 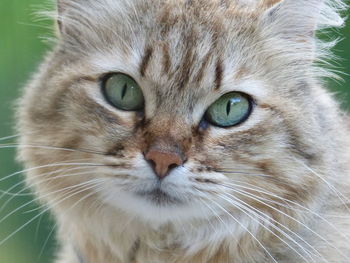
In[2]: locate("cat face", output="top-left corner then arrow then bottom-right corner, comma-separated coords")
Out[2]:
18,0 -> 345,226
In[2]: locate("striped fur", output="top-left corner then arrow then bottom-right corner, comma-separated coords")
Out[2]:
17,1 -> 349,262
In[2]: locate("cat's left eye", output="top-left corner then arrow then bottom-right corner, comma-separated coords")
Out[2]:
205,92 -> 252,127
102,73 -> 144,111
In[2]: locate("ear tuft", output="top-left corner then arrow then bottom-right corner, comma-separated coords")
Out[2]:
262,0 -> 346,34
258,0 -> 347,80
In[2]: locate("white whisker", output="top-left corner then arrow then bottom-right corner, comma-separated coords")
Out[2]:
0,134 -> 21,142
37,183 -> 105,260
220,182 -> 350,261
0,178 -> 106,247
220,192 -> 328,263
217,193 -> 314,263
296,159 -> 350,211
0,161 -> 105,183
0,143 -> 106,155
0,162 -> 92,201
194,189 -> 279,263
221,180 -> 350,245
0,178 -> 104,225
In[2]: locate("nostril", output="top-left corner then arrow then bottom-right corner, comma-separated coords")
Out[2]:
147,159 -> 156,168
168,163 -> 179,171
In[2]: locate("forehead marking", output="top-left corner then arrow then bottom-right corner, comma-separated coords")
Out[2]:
214,58 -> 224,90
161,42 -> 171,75
140,46 -> 153,77
176,31 -> 197,90
195,50 -> 213,83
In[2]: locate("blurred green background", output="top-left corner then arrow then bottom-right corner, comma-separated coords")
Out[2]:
0,1 -> 349,263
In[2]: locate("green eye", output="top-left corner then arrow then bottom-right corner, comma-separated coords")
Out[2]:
103,73 -> 144,111
205,92 -> 252,127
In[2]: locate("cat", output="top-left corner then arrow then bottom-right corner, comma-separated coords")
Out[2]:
16,0 -> 350,262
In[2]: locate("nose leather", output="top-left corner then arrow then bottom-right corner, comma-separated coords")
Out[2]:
145,149 -> 183,179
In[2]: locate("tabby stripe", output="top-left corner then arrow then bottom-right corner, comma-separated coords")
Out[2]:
214,58 -> 223,90
195,51 -> 212,83
177,31 -> 197,89
140,46 -> 153,77
162,42 -> 171,74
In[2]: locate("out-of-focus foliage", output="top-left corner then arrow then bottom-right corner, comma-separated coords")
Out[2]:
0,1 -> 349,262
0,1 -> 55,262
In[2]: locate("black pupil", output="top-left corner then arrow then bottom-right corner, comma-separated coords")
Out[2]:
226,100 -> 231,116
121,83 -> 128,99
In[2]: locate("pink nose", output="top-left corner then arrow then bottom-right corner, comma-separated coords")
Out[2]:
145,149 -> 183,179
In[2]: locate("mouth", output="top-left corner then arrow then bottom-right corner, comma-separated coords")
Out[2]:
135,187 -> 182,206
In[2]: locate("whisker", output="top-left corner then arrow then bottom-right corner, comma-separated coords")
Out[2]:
197,200 -> 220,233
0,161 -> 108,183
220,192 -> 327,263
194,189 -> 279,263
218,161 -> 350,208
0,134 -> 21,142
296,159 -> 350,211
0,143 -> 107,156
0,170 -> 95,214
0,158 -> 97,210
221,180 -> 293,208
37,222 -> 55,261
0,163 -> 92,201
217,193 -> 315,263
195,197 -> 232,235
0,188 -> 32,198
221,180 -> 350,243
23,171 -> 100,214
0,178 -> 106,247
37,183 -> 105,260
0,177 -> 104,225
218,170 -> 291,186
220,182 -> 350,261
216,170 -> 272,178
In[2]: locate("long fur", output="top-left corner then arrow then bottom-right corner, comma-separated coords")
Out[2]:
17,1 -> 350,262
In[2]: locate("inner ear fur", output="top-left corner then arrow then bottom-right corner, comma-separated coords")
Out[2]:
261,0 -> 345,37
261,0 -> 321,39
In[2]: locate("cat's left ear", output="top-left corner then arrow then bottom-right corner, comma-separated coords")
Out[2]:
260,0 -> 344,43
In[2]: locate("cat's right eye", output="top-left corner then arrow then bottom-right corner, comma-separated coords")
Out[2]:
102,73 -> 144,111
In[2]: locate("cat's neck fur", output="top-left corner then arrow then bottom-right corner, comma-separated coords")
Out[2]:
57,212 -> 268,263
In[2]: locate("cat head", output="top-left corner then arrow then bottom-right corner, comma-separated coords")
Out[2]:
18,0 -> 346,228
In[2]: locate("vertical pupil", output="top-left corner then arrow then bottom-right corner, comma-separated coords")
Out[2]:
226,100 -> 231,116
121,83 -> 128,99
